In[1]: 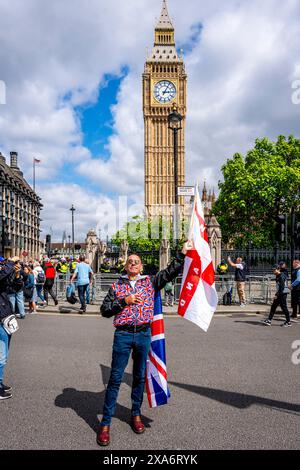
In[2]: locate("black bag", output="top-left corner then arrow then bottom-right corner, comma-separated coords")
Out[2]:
223,288 -> 232,306
23,287 -> 34,301
66,284 -> 78,305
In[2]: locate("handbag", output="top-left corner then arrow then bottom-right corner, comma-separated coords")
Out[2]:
2,315 -> 19,335
23,286 -> 34,300
66,283 -> 78,305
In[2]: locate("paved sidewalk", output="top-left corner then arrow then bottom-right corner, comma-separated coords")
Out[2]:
36,301 -> 273,316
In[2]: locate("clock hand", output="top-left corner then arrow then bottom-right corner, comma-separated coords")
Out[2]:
163,85 -> 171,95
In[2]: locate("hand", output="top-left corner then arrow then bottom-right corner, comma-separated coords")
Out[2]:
14,263 -> 21,278
182,240 -> 194,255
125,294 -> 143,305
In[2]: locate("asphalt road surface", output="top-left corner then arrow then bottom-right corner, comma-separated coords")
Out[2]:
1,312 -> 299,450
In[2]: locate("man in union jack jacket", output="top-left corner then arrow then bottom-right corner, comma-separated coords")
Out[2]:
97,244 -> 189,446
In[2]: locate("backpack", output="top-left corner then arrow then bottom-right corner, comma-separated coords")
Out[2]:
36,271 -> 46,284
222,288 -> 232,305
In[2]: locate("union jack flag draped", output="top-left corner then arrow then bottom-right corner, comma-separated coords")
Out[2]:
146,292 -> 170,408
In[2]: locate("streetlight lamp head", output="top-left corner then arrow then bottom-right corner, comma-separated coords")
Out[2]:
168,110 -> 183,130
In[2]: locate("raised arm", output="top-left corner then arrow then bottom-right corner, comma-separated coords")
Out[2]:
152,242 -> 190,292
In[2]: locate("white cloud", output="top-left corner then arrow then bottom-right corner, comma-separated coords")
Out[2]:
0,0 -> 300,240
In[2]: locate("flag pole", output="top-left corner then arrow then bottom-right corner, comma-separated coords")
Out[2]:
33,158 -> 36,192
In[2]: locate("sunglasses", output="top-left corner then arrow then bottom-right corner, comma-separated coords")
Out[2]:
127,260 -> 141,266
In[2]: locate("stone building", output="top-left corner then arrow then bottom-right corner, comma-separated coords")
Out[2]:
0,151 -> 42,259
143,0 -> 187,218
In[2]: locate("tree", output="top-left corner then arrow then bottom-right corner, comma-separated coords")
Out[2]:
112,215 -> 189,271
213,135 -> 300,248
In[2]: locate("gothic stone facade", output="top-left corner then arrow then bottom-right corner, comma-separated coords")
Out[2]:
0,151 -> 42,259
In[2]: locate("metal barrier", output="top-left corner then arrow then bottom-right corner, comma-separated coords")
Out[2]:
53,274 -> 276,305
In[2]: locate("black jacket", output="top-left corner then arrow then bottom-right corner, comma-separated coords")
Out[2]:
275,272 -> 288,296
234,263 -> 247,282
101,252 -> 185,318
0,261 -> 15,319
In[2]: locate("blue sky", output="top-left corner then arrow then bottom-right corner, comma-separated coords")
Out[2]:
0,0 -> 300,241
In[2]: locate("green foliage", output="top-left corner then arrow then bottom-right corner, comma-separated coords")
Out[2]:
213,136 -> 300,248
112,215 -> 189,270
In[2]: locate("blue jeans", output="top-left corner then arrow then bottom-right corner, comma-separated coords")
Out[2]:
36,285 -> 45,302
86,285 -> 90,304
77,284 -> 88,310
101,327 -> 151,426
8,291 -> 25,317
0,325 -> 11,387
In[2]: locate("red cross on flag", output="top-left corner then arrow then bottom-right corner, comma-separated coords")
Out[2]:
178,185 -> 218,332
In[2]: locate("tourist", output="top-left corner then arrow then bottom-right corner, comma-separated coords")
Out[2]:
6,258 -> 26,319
33,262 -> 47,307
43,258 -> 58,306
228,256 -> 247,307
70,255 -> 93,313
263,265 -> 291,327
0,257 -> 20,400
290,259 -> 300,319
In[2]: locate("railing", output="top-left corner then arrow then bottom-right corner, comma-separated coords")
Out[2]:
53,273 -> 277,305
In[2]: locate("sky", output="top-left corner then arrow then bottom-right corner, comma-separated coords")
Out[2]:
0,0 -> 300,242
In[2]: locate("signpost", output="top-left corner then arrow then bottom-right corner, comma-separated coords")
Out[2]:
178,186 -> 195,197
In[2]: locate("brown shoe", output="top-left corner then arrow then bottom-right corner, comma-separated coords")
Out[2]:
131,416 -> 145,434
96,425 -> 110,446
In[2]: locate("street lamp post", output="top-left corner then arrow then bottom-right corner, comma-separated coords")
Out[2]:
168,108 -> 183,245
70,205 -> 75,256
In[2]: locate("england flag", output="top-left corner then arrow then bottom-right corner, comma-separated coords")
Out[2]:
178,186 -> 218,332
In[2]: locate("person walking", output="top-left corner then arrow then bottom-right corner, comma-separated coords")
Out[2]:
70,255 -> 93,313
96,243 -> 188,447
290,259 -> 300,319
228,256 -> 247,307
33,262 -> 47,307
0,257 -> 19,400
263,265 -> 291,327
23,266 -> 37,314
43,258 -> 58,306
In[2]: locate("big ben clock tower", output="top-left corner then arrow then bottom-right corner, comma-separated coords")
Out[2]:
143,0 -> 187,218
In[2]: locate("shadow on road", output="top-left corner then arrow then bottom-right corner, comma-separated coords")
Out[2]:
54,364 -> 153,432
234,320 -> 270,326
169,381 -> 300,415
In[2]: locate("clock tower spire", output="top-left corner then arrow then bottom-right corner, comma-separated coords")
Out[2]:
143,0 -> 187,218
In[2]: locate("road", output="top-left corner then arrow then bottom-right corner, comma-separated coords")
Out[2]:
1,312 -> 299,450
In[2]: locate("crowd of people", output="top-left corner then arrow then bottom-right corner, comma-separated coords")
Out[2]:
0,255 -> 97,319
217,256 -> 300,326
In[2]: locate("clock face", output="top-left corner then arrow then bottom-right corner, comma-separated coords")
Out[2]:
154,80 -> 176,104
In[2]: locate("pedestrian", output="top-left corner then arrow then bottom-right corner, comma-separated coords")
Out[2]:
70,255 -> 93,313
228,256 -> 247,307
263,265 -> 291,327
23,266 -> 37,314
6,258 -> 26,319
97,243 -> 188,447
69,257 -> 77,275
43,258 -> 58,306
0,257 -> 20,400
56,257 -> 69,293
33,262 -> 47,307
290,259 -> 300,319
164,280 -> 174,306
217,259 -> 229,275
